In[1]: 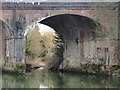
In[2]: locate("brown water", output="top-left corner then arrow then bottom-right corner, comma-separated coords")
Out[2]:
2,69 -> 120,88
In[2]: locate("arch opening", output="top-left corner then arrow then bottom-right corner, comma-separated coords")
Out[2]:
39,14 -> 112,70
25,23 -> 64,70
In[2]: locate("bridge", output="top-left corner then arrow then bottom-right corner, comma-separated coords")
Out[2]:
0,2 -> 119,70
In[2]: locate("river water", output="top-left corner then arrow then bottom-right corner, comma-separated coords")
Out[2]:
2,69 -> 120,88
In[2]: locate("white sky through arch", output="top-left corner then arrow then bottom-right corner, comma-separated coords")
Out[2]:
36,23 -> 55,36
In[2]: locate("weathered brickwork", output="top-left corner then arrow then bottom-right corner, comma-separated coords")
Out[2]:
0,2 -> 119,70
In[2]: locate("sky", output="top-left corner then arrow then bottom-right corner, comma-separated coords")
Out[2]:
1,0 -> 120,2
24,23 -> 55,36
36,23 -> 55,36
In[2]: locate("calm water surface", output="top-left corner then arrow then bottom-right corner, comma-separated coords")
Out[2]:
2,70 -> 120,88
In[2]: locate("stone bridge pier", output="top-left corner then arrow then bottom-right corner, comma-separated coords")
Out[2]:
0,10 -> 27,68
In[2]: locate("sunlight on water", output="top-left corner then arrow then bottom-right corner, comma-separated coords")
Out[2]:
39,84 -> 49,88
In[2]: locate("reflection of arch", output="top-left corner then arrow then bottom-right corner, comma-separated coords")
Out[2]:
0,20 -> 14,66
39,14 -> 110,65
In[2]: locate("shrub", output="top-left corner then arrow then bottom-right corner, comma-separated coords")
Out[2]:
14,63 -> 26,73
110,65 -> 120,71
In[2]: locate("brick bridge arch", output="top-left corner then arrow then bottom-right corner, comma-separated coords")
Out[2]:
0,2 -> 119,69
39,14 -> 116,69
39,14 -> 107,40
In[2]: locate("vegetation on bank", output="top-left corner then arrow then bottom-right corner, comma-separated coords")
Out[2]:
45,32 -> 64,70
2,63 -> 26,74
62,64 -> 120,76
14,63 -> 26,73
26,25 -> 64,70
2,64 -> 120,76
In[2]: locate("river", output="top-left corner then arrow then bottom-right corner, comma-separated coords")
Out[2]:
2,69 -> 120,88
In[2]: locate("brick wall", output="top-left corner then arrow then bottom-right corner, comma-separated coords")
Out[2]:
0,28 -> 2,67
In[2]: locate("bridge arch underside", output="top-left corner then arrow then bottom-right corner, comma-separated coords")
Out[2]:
40,14 -> 118,68
0,20 -> 14,67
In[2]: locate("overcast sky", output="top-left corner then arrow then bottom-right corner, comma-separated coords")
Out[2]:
1,0 -> 120,2
37,23 -> 55,36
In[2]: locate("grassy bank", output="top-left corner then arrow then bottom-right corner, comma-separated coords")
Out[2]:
2,63 -> 120,77
60,64 -> 120,77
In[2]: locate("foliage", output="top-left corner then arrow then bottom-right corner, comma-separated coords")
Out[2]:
26,40 -> 35,58
26,25 -> 47,59
42,32 -> 64,70
25,25 -> 64,70
38,39 -> 47,58
53,33 -> 64,58
47,32 -> 64,70
14,63 -> 26,73
110,65 -> 120,71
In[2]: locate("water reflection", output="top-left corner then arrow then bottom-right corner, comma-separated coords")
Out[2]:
2,70 -> 120,88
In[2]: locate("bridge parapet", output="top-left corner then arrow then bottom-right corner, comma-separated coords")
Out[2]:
1,2 -> 118,10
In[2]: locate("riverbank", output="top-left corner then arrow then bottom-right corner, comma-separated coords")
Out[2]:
1,66 -> 120,78
1,63 -> 120,77
60,64 -> 120,77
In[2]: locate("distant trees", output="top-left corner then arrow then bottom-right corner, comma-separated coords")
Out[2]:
26,25 -> 47,60
53,33 -> 64,58
25,25 -> 64,70
45,32 -> 64,70
26,39 -> 35,58
52,32 -> 64,70
38,39 -> 47,60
